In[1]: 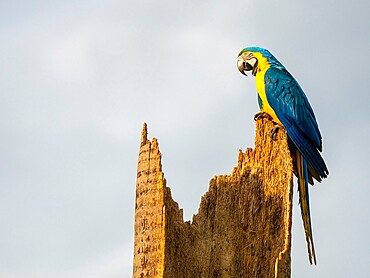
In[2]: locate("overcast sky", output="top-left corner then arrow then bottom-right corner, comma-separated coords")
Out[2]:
1,0 -> 370,277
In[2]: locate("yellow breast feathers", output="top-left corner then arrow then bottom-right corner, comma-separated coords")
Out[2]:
254,52 -> 282,125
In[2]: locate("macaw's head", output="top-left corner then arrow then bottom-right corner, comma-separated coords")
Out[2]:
237,46 -> 280,76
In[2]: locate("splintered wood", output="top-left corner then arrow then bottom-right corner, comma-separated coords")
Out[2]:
133,120 -> 293,278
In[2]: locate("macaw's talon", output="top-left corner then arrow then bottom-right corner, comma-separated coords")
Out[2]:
254,111 -> 272,121
270,125 -> 281,140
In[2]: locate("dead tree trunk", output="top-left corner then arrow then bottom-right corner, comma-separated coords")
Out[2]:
133,119 -> 293,278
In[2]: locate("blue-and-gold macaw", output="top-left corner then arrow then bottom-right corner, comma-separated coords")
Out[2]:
237,46 -> 328,265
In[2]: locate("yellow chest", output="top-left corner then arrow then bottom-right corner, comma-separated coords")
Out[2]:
255,68 -> 282,125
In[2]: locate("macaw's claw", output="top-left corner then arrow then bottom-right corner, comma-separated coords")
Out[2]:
254,111 -> 273,121
270,125 -> 281,140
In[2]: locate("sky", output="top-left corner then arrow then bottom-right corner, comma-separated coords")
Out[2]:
1,0 -> 370,277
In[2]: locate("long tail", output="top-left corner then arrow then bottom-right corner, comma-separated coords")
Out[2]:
296,149 -> 317,265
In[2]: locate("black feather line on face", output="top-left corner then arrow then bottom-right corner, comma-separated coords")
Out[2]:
252,59 -> 258,76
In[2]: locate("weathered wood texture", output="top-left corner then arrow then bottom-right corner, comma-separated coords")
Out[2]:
133,119 -> 293,278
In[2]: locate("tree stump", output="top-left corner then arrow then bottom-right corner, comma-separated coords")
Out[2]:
133,119 -> 293,278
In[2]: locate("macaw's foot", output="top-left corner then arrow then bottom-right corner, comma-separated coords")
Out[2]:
254,111 -> 273,121
270,125 -> 281,140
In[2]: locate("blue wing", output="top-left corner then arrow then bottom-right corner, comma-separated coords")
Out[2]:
264,67 -> 329,179
264,66 -> 328,265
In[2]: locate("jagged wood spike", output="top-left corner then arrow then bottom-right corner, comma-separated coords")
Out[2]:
133,119 -> 293,278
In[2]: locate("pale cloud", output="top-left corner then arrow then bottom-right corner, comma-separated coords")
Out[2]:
47,31 -> 92,79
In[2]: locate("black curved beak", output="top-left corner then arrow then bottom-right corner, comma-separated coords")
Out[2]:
237,60 -> 253,76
